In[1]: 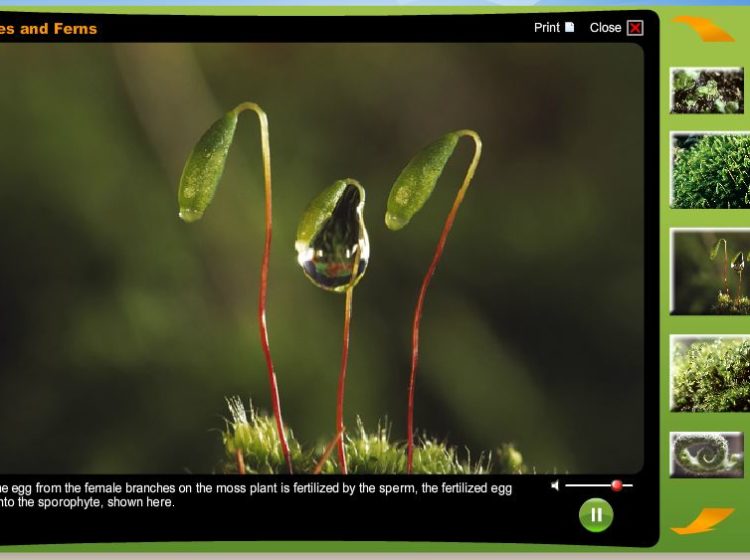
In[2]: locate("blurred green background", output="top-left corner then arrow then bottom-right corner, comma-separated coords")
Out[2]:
672,230 -> 748,314
0,42 -> 643,474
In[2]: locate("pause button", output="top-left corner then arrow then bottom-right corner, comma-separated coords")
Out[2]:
579,498 -> 614,533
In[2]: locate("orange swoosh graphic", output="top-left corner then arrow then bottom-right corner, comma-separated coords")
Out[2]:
673,16 -> 735,42
671,508 -> 735,535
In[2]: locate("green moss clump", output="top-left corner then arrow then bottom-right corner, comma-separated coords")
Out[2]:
221,397 -> 526,474
672,135 -> 750,209
222,396 -> 309,473
713,292 -> 750,315
313,418 -> 491,474
673,339 -> 750,412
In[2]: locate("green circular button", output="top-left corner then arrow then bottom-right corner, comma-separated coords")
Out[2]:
579,498 -> 614,533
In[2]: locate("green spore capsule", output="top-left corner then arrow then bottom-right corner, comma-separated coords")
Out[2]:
710,238 -> 727,261
385,131 -> 460,230
296,179 -> 369,293
178,111 -> 239,222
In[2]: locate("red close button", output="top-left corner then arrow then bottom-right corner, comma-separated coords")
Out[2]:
627,20 -> 644,36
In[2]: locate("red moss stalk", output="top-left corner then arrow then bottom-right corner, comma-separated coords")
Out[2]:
406,131 -> 482,473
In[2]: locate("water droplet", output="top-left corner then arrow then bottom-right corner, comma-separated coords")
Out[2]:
732,252 -> 745,272
297,183 -> 369,293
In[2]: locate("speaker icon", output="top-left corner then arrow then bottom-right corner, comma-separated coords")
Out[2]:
551,480 -> 560,491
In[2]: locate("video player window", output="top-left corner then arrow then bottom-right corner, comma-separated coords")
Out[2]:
0,10 -> 657,548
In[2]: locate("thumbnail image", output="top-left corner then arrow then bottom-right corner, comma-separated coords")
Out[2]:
670,432 -> 744,479
670,132 -> 750,209
671,229 -> 750,315
670,67 -> 744,114
0,43 -> 644,474
671,336 -> 750,412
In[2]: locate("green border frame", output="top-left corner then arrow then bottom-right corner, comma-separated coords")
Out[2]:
1,5 -> 749,552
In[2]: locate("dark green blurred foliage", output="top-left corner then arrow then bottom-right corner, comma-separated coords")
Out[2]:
673,339 -> 750,412
0,43 -> 643,473
674,232 -> 750,314
672,135 -> 750,208
671,69 -> 744,114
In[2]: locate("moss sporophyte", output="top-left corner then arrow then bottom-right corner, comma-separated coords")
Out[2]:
710,238 -> 729,295
732,251 -> 745,301
386,129 -> 482,473
178,103 -> 496,474
177,102 -> 293,474
708,241 -> 750,314
295,179 -> 369,474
